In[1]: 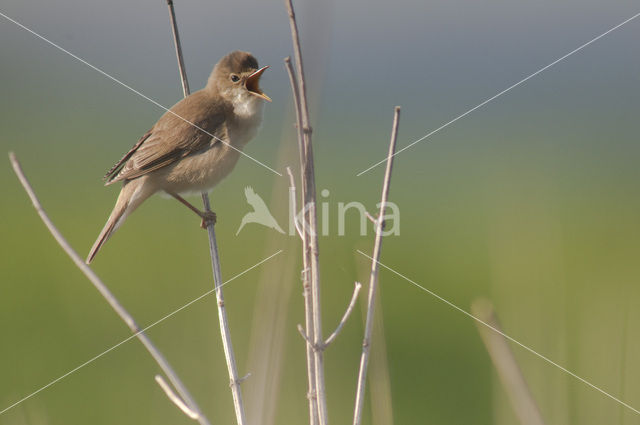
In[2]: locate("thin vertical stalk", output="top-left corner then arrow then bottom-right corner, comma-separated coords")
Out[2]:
471,299 -> 546,425
166,0 -> 189,96
9,153 -> 211,425
285,57 -> 318,425
165,2 -> 246,424
283,0 -> 327,423
368,291 -> 395,425
353,107 -> 401,425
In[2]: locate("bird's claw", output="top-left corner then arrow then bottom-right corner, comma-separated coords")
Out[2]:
200,211 -> 217,229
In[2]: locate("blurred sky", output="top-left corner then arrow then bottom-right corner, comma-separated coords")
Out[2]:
1,0 -> 639,161
1,0 -> 640,424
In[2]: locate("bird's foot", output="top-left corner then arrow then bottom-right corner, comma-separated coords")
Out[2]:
200,211 -> 217,229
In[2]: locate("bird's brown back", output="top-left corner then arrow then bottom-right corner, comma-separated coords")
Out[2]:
105,89 -> 230,185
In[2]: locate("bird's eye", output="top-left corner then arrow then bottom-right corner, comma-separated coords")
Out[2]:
230,74 -> 240,83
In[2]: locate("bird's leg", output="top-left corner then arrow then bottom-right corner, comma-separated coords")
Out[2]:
167,192 -> 217,229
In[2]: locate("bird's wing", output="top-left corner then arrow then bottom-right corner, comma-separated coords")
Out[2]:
103,130 -> 152,183
105,91 -> 227,184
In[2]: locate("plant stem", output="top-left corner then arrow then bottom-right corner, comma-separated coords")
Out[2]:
166,0 -> 190,96
165,1 -> 246,423
285,154 -> 318,425
9,152 -> 212,425
283,0 -> 328,421
353,107 -> 401,425
471,299 -> 546,425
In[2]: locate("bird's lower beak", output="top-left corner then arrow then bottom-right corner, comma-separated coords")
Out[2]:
245,66 -> 271,102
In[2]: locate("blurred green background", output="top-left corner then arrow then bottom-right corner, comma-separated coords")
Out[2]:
1,0 -> 639,424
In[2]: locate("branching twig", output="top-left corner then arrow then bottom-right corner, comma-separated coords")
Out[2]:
9,152 -> 211,425
155,375 -> 200,420
297,324 -> 316,348
284,59 -> 317,425
284,59 -> 305,165
324,282 -> 362,348
286,166 -> 304,239
353,107 -> 401,425
165,3 -> 246,424
283,7 -> 324,424
471,299 -> 546,425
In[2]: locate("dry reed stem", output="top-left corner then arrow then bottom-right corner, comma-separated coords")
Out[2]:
155,375 -> 200,420
353,107 -> 401,425
471,298 -> 546,425
281,2 -> 327,421
323,282 -> 362,348
9,152 -> 211,425
165,1 -> 246,423
368,292 -> 395,425
283,30 -> 323,425
283,60 -> 318,424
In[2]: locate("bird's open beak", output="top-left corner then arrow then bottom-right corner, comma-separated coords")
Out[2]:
245,66 -> 271,102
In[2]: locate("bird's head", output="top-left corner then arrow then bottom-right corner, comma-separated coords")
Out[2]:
208,51 -> 271,105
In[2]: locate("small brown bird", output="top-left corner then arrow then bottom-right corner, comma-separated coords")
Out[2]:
86,51 -> 270,264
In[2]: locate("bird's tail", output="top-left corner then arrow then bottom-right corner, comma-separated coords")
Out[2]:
86,180 -> 148,264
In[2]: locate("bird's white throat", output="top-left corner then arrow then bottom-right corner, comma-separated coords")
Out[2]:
228,92 -> 264,149
233,91 -> 264,121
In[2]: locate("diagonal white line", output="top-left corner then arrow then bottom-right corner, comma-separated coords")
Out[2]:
0,10 -> 282,177
357,11 -> 640,176
356,249 -> 640,415
0,250 -> 282,416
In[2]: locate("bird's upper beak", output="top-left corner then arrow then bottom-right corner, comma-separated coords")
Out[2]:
245,66 -> 271,102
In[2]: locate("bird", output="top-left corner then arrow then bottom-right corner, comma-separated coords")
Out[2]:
86,50 -> 271,264
235,186 -> 285,235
